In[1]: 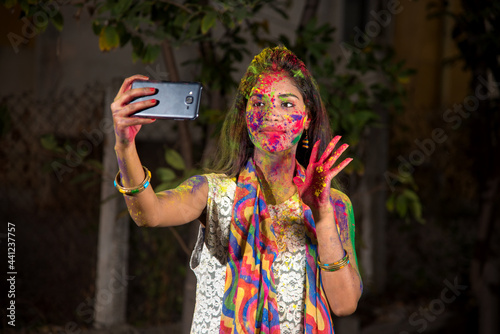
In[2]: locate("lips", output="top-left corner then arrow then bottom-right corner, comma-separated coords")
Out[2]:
259,126 -> 285,133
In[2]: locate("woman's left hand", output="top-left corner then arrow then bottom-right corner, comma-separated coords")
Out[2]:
294,136 -> 352,218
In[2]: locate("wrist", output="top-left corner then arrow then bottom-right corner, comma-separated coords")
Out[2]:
311,203 -> 334,222
114,138 -> 136,153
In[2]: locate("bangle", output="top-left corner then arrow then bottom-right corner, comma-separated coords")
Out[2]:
317,250 -> 350,272
114,166 -> 151,195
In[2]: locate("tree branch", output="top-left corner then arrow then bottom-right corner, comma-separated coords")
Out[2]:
162,40 -> 193,170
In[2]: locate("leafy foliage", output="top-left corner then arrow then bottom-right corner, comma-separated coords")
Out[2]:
1,0 -> 64,32
40,133 -> 104,190
386,175 -> 424,223
155,147 -> 202,192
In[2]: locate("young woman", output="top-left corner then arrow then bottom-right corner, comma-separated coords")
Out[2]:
111,46 -> 362,333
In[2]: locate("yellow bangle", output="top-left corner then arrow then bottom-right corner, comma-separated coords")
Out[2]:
114,166 -> 151,195
317,250 -> 350,272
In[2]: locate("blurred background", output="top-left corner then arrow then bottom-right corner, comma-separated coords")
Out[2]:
0,0 -> 499,333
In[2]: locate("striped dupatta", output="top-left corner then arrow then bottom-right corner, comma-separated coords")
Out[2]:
220,158 -> 334,333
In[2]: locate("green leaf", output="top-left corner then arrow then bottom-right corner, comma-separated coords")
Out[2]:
410,200 -> 424,223
51,11 -> 64,31
174,11 -> 189,28
395,194 -> 407,218
40,134 -> 61,152
165,149 -> 186,170
19,1 -> 29,14
402,189 -> 424,223
402,189 -> 419,202
114,0 -> 133,16
99,25 -> 120,51
386,193 -> 395,212
201,10 -> 217,34
142,44 -> 161,64
221,12 -> 235,29
157,167 -> 176,182
184,17 -> 201,40
3,0 -> 17,9
92,20 -> 102,35
131,36 -> 145,62
116,22 -> 130,47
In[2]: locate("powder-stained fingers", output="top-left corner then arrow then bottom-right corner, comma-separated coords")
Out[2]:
319,136 -> 341,163
308,139 -> 322,165
329,157 -> 353,178
324,143 -> 349,171
114,74 -> 149,102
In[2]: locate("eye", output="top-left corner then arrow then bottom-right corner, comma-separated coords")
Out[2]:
252,101 -> 265,107
281,101 -> 294,108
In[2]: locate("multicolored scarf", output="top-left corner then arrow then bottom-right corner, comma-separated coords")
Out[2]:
220,158 -> 334,333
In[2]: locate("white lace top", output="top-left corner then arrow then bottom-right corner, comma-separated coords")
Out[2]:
189,173 -> 307,333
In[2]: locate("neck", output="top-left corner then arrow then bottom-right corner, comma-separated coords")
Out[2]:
253,146 -> 297,205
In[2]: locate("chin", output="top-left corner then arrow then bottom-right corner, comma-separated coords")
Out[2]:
259,144 -> 296,155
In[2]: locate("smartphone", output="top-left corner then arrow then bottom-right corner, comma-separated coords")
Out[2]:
131,80 -> 203,120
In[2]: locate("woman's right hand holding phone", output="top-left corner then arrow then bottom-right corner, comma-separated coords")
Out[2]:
111,74 -> 157,149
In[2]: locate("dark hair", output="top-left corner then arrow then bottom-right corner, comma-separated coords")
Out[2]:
206,45 -> 333,177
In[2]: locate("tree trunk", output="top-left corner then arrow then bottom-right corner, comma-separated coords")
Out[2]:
357,0 -> 392,294
298,0 -> 320,30
199,40 -> 224,163
93,86 -> 131,329
358,103 -> 388,293
162,40 -> 193,170
161,40 -> 199,334
472,177 -> 499,334
466,24 -> 500,329
470,72 -> 500,333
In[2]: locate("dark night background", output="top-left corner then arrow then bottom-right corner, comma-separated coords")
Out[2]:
0,0 -> 499,333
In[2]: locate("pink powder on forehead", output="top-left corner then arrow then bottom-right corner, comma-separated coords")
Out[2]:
255,72 -> 288,90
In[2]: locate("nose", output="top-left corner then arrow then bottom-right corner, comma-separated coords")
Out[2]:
263,102 -> 281,123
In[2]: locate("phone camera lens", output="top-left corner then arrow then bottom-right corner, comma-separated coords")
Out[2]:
185,96 -> 194,104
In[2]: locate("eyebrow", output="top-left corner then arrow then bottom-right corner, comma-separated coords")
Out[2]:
248,93 -> 300,99
278,93 -> 300,99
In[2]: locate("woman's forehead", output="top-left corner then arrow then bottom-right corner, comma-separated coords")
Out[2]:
250,72 -> 301,96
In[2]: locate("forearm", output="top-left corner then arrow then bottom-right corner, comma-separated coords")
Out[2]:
115,142 -> 161,227
314,208 -> 362,316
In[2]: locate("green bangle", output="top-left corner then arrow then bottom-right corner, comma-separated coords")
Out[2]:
318,250 -> 350,272
114,166 -> 151,196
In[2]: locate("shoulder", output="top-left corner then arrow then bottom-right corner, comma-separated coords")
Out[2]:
329,187 -> 355,220
203,173 -> 236,188
203,173 -> 232,182
201,173 -> 237,199
330,188 -> 352,207
181,173 -> 233,188
178,174 -> 208,193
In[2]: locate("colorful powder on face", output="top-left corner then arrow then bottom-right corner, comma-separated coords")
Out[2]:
245,72 -> 307,153
211,45 -> 329,178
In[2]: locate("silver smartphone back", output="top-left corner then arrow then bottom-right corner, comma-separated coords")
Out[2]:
131,80 -> 202,120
